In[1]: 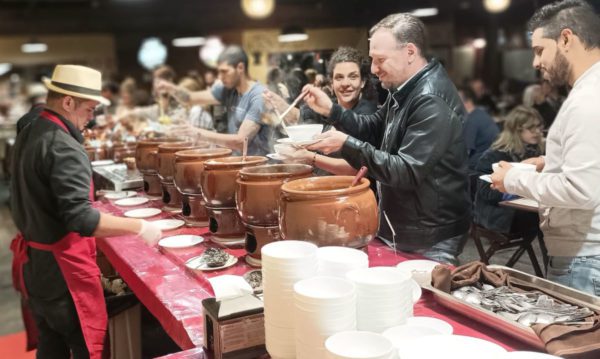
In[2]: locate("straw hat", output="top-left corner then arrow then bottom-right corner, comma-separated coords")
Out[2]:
43,64 -> 110,106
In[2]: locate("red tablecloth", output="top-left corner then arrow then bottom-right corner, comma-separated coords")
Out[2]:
95,197 -> 535,357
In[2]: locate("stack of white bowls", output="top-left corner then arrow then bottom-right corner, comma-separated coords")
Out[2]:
325,331 -> 395,359
262,240 -> 319,359
317,246 -> 369,278
346,267 -> 414,333
293,276 -> 357,359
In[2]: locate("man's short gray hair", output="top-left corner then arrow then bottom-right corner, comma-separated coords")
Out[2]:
369,13 -> 428,56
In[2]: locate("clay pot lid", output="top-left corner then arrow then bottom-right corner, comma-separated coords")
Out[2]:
203,156 -> 268,169
175,148 -> 232,161
281,175 -> 371,196
239,164 -> 313,179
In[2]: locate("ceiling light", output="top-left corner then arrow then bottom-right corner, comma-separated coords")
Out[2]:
172,37 -> 206,47
483,0 -> 511,13
138,37 -> 168,70
473,38 -> 487,48
199,37 -> 225,68
21,41 -> 47,54
411,8 -> 439,17
241,0 -> 275,19
278,26 -> 308,43
0,63 -> 12,76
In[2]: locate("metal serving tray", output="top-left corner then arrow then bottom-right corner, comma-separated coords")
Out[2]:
423,265 -> 600,349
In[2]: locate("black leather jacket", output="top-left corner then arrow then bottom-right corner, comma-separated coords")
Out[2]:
326,59 -> 471,251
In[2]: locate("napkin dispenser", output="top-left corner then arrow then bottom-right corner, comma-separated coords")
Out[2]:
202,294 -> 266,359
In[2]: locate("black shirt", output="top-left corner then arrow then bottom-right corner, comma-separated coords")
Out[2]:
11,109 -> 100,300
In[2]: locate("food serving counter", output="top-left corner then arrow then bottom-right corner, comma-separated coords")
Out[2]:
94,195 -> 536,357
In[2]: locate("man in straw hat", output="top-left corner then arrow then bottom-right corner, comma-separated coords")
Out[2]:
10,64 -> 162,358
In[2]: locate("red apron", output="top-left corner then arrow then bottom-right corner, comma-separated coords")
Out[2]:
10,110 -> 107,358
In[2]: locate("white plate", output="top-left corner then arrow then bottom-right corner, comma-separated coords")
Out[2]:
115,197 -> 149,206
397,335 -> 506,359
159,234 -> 204,249
479,174 -> 492,183
104,191 -> 137,200
276,138 -> 322,147
153,219 -> 185,231
91,159 -> 114,167
411,279 -> 422,303
185,253 -> 238,271
123,208 -> 162,218
406,317 -> 453,335
266,153 -> 287,161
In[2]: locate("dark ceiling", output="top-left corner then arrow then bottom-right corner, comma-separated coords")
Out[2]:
0,0 -> 585,37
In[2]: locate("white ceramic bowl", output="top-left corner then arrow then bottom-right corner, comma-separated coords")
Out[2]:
325,331 -> 394,359
262,240 -> 318,262
294,276 -> 356,303
284,124 -> 323,141
347,266 -> 412,288
396,335 -> 506,359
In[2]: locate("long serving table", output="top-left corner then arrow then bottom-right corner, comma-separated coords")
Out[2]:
95,197 -> 537,358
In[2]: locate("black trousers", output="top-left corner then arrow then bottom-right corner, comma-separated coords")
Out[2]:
28,293 -> 89,359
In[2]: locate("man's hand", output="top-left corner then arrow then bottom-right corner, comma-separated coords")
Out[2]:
521,156 -> 545,172
302,85 -> 333,117
307,128 -> 348,155
155,79 -> 191,105
490,161 -> 513,193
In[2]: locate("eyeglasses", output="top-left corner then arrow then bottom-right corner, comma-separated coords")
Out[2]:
523,124 -> 544,132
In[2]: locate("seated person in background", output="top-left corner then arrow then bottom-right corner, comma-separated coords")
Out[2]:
474,105 -> 545,234
459,86 -> 499,173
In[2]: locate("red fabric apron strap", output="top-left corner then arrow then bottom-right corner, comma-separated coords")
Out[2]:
10,110 -> 107,358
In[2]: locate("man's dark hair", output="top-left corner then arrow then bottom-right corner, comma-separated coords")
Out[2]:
528,0 -> 600,49
153,65 -> 176,82
458,86 -> 476,103
369,13 -> 428,56
217,45 -> 249,74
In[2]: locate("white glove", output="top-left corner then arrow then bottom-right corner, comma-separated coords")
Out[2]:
137,220 -> 162,246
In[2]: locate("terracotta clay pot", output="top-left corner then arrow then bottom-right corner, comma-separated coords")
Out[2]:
135,138 -> 188,174
156,142 -> 201,181
244,224 -> 282,267
279,176 -> 378,249
207,207 -> 247,246
236,164 -> 313,226
174,148 -> 232,195
143,172 -> 162,197
201,156 -> 268,208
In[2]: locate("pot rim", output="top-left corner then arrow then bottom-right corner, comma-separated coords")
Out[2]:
175,148 -> 232,161
280,176 -> 371,197
203,156 -> 268,169
137,138 -> 188,147
157,142 -> 195,152
238,164 -> 313,179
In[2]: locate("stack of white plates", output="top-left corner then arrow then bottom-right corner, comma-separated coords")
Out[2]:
317,246 -> 369,278
325,331 -> 395,359
293,276 -> 357,359
261,240 -> 319,359
382,323 -> 449,350
346,267 -> 414,333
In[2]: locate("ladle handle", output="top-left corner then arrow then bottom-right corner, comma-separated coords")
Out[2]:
242,137 -> 248,161
351,166 -> 368,187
